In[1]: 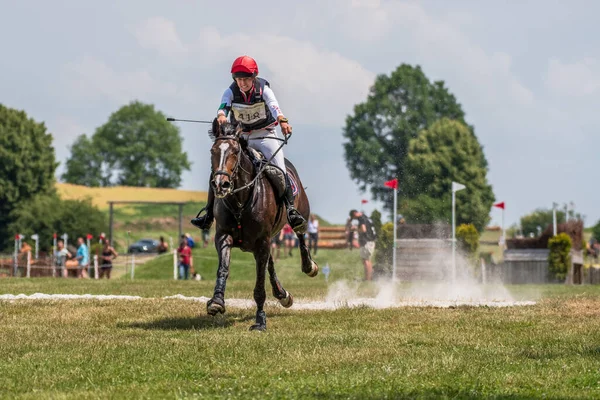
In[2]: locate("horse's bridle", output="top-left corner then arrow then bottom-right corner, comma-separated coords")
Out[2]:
211,132 -> 291,196
211,135 -> 244,196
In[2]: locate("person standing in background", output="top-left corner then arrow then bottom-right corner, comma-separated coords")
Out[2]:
307,214 -> 319,255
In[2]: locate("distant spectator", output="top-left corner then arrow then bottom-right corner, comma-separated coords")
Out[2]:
307,214 -> 319,255
178,235 -> 192,280
54,239 -> 70,278
349,210 -> 377,281
185,233 -> 195,248
282,224 -> 295,257
271,229 -> 284,262
157,236 -> 169,254
75,237 -> 90,279
100,239 -> 118,279
202,228 -> 210,248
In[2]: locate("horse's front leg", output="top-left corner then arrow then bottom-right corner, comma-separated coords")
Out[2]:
250,240 -> 270,331
207,231 -> 233,316
297,233 -> 318,277
268,254 -> 293,308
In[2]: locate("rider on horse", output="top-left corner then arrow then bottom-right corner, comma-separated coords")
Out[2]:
191,55 -> 307,232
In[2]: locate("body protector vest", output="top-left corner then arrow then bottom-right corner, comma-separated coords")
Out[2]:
228,78 -> 276,132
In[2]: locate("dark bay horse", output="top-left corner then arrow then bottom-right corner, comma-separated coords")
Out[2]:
206,120 -> 318,331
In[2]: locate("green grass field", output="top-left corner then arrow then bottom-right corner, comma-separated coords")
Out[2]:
2,244 -> 600,399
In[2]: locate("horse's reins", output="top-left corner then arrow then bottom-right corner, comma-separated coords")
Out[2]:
230,133 -> 290,194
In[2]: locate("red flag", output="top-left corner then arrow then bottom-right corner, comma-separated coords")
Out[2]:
384,178 -> 398,190
361,199 -> 368,204
86,234 -> 93,240
494,202 -> 505,210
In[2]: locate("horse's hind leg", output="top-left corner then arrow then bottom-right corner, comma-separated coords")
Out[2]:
267,254 -> 293,308
250,241 -> 270,331
297,233 -> 318,277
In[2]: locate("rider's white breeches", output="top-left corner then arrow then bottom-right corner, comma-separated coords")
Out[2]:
243,129 -> 286,174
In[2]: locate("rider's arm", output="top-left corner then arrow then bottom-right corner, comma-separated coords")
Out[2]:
262,86 -> 285,121
217,88 -> 234,118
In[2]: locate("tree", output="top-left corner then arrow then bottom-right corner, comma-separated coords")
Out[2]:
62,101 -> 191,188
61,134 -> 107,186
0,104 -> 58,250
402,119 -> 495,232
520,208 -> 566,237
343,64 -> 469,209
548,233 -> 571,281
8,195 -> 107,252
592,220 -> 600,243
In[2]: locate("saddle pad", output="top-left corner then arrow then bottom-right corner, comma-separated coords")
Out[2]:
287,172 -> 299,197
247,147 -> 298,196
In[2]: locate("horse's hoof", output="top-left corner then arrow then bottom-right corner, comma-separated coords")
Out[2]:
249,324 -> 266,332
206,298 -> 225,316
306,261 -> 319,277
279,291 -> 293,308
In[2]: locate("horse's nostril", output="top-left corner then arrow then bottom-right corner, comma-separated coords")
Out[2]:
222,181 -> 231,189
210,180 -> 217,189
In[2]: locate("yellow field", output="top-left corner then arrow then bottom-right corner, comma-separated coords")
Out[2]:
56,183 -> 207,209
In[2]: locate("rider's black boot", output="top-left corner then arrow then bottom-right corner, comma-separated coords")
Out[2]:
191,183 -> 215,230
283,175 -> 307,233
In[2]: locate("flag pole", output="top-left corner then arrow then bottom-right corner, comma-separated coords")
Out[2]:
392,187 -> 398,282
452,188 -> 456,282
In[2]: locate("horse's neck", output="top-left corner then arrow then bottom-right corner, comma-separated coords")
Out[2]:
232,149 -> 255,201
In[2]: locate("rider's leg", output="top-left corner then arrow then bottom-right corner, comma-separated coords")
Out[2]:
191,173 -> 215,230
248,129 -> 307,232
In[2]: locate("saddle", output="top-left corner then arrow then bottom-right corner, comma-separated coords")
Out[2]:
246,148 -> 297,199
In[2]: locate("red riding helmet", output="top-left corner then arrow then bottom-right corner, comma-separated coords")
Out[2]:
231,55 -> 259,78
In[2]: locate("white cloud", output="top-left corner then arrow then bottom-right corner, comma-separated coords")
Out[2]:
133,16 -> 187,56
545,58 -> 600,96
63,56 -> 190,105
335,1 -> 535,108
188,26 -> 376,126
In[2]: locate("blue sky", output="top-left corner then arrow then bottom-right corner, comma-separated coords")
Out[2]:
1,0 -> 599,226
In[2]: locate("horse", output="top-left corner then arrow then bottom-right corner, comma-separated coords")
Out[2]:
205,119 -> 318,331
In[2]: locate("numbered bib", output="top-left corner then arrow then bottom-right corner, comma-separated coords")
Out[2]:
231,102 -> 267,125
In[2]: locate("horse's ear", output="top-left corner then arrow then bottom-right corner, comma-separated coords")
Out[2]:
210,118 -> 220,140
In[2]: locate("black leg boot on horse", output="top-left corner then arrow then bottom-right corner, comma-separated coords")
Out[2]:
191,177 -> 215,230
283,174 -> 307,234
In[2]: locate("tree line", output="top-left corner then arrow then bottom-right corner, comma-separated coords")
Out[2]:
0,101 -> 190,251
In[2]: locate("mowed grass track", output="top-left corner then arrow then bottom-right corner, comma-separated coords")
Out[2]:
2,249 -> 600,399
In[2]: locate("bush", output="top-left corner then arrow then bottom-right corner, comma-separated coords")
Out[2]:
456,223 -> 479,256
373,222 -> 394,277
7,194 -> 107,252
548,233 -> 572,281
370,209 -> 382,240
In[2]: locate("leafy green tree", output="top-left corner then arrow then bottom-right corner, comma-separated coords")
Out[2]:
343,64 -> 469,208
520,208 -> 566,237
402,119 -> 494,232
62,101 -> 191,188
61,135 -> 107,186
8,195 -> 107,252
0,104 -> 58,250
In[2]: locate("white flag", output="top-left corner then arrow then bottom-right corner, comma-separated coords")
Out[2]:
452,181 -> 466,192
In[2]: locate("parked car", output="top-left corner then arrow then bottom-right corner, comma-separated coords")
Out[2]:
128,239 -> 159,254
